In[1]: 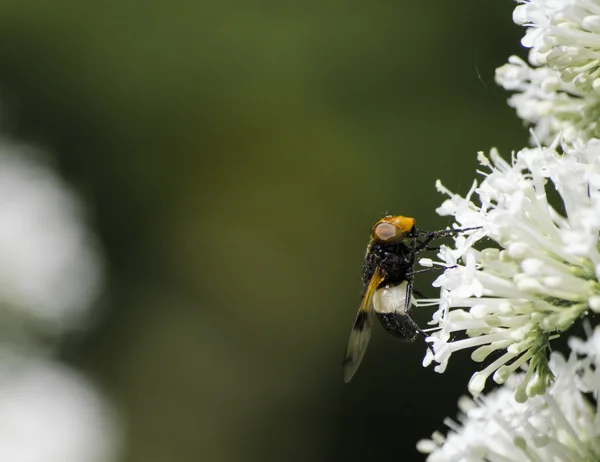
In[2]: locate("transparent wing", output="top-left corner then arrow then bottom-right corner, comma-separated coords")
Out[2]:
342,268 -> 382,383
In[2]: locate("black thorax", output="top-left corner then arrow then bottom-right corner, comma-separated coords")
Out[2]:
362,240 -> 415,287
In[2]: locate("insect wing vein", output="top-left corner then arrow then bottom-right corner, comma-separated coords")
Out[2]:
342,268 -> 382,383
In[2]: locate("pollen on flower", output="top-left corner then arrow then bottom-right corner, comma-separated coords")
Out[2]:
419,141 -> 600,401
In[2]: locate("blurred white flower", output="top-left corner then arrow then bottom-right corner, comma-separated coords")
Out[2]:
496,55 -> 600,144
0,141 -> 103,343
0,357 -> 121,462
0,138 -> 120,461
420,140 -> 600,401
417,329 -> 600,462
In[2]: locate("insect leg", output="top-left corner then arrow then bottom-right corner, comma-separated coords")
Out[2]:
427,226 -> 482,238
406,267 -> 445,277
404,277 -> 413,314
405,277 -> 435,355
414,233 -> 438,252
414,226 -> 482,252
407,318 -> 435,355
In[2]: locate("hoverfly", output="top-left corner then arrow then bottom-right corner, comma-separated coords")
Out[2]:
342,215 -> 469,383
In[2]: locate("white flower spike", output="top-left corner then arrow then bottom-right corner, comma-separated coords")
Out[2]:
418,329 -> 600,461
421,139 -> 600,401
496,55 -> 600,144
495,0 -> 600,145
515,0 -> 600,94
417,0 -> 600,457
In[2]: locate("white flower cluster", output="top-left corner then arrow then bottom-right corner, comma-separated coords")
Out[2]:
418,328 -> 600,461
496,55 -> 600,144
496,0 -> 600,144
0,145 -> 104,338
0,139 -> 120,461
417,0 -> 600,458
421,140 -> 600,401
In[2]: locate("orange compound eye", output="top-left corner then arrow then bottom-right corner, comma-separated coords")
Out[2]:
371,215 -> 415,243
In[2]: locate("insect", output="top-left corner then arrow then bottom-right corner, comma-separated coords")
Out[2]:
342,215 -> 468,383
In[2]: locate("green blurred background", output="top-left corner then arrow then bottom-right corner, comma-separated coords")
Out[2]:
0,2 -> 527,461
